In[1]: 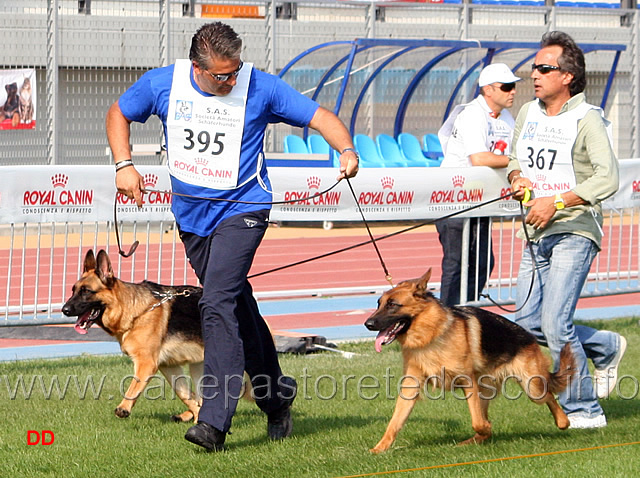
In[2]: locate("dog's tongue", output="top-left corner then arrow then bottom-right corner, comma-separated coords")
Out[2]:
74,311 -> 92,335
375,330 -> 387,353
374,323 -> 400,352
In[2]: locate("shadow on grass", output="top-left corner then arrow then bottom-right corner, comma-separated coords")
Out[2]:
602,396 -> 640,421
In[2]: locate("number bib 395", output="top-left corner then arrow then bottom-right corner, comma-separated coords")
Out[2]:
516,101 -> 594,198
166,59 -> 252,189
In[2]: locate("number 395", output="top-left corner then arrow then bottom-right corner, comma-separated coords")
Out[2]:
183,128 -> 225,155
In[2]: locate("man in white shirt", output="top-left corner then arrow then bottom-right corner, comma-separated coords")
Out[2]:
436,63 -> 520,305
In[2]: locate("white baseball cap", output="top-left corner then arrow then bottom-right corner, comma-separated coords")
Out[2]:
478,63 -> 521,87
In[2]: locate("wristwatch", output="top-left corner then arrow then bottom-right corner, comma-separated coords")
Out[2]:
342,147 -> 360,161
554,193 -> 565,210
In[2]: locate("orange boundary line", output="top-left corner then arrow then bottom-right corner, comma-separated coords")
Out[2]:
335,441 -> 640,478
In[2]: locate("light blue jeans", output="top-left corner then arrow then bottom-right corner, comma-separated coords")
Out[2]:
515,233 -> 619,418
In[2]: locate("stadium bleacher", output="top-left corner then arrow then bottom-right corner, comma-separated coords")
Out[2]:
423,133 -> 445,162
398,132 -> 441,167
376,134 -> 409,167
283,132 -> 447,168
284,135 -> 309,154
354,134 -> 387,167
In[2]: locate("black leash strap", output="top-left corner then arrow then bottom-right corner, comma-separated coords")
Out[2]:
249,190 -> 518,279
114,197 -> 139,257
345,177 -> 394,286
479,200 -> 536,314
113,181 -> 341,257
114,183 -> 534,311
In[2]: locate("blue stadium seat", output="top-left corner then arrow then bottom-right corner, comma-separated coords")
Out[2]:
307,134 -> 330,155
354,134 -> 385,167
397,133 -> 441,167
556,0 -> 618,6
283,135 -> 309,154
376,134 -> 408,167
307,134 -> 340,167
423,133 -> 444,163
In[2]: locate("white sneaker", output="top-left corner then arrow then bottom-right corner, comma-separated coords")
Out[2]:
568,414 -> 607,429
594,335 -> 627,399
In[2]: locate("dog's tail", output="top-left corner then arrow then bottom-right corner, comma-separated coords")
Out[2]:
548,343 -> 577,394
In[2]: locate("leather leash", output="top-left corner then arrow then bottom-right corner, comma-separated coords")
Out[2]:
113,181 -> 533,309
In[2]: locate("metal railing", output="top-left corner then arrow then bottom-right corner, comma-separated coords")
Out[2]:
2,206 -> 639,324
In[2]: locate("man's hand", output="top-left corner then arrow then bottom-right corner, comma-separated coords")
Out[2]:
307,107 -> 359,181
115,166 -> 145,208
510,176 -> 533,202
524,196 -> 556,230
337,149 -> 359,181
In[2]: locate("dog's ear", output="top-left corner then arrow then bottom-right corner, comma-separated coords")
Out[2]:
417,269 -> 432,290
95,250 -> 115,286
83,249 -> 96,273
414,268 -> 432,297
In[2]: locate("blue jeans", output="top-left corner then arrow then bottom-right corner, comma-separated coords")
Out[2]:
514,233 -> 619,418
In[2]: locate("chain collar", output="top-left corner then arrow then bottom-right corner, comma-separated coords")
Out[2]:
148,289 -> 194,312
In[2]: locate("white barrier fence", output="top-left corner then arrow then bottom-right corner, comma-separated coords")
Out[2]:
2,162 -> 640,323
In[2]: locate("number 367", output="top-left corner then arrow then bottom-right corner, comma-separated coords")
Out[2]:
526,147 -> 557,170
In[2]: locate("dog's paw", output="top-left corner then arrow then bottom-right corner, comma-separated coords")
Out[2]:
170,411 -> 194,423
457,433 -> 490,446
369,446 -> 387,454
114,407 -> 130,418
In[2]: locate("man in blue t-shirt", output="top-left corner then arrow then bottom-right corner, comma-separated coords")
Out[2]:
106,22 -> 359,452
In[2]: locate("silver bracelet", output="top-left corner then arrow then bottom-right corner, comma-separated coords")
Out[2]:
115,159 -> 134,172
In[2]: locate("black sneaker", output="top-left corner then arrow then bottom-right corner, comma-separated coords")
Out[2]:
267,376 -> 297,440
185,422 -> 226,451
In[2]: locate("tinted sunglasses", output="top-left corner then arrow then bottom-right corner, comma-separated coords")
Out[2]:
531,63 -> 561,75
498,82 -> 516,92
205,61 -> 244,82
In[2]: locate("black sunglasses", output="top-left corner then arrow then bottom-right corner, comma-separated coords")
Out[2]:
531,63 -> 561,75
498,82 -> 516,92
205,61 -> 244,82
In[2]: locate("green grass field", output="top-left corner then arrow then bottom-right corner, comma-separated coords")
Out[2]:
1,318 -> 639,478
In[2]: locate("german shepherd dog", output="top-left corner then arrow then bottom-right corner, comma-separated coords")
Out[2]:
1,82 -> 20,127
62,249 -> 205,423
364,269 -> 575,454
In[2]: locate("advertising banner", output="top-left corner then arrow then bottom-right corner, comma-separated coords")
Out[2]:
1,160 -> 640,224
0,69 -> 36,130
0,166 -> 173,224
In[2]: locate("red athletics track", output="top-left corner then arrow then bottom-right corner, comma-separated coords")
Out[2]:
0,224 -> 443,311
1,222 -> 638,309
1,222 -> 639,351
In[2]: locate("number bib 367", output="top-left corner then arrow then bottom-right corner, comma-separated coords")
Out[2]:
166,59 -> 252,189
516,101 -> 594,198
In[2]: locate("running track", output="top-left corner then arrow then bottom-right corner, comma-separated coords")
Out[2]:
1,224 -> 639,360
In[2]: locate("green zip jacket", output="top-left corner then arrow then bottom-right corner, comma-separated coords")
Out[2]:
507,93 -> 619,249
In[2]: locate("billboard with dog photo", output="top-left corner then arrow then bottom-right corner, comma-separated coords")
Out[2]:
0,68 -> 36,130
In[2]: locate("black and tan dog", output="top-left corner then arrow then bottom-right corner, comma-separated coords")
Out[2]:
1,82 -> 20,127
364,269 -> 575,454
62,249 -> 205,422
